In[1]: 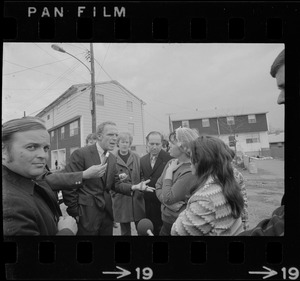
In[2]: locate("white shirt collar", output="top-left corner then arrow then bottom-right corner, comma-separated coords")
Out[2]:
96,142 -> 105,155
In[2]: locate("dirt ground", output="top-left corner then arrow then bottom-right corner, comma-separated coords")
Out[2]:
236,159 -> 284,229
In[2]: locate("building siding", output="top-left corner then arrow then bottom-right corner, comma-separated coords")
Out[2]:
37,81 -> 145,168
172,113 -> 270,156
172,113 -> 268,135
270,143 -> 284,159
95,83 -> 144,146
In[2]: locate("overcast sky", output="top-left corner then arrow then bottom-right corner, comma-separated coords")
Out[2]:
2,43 -> 284,134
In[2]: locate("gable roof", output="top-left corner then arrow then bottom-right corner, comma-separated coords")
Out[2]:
36,80 -> 145,117
171,107 -> 268,121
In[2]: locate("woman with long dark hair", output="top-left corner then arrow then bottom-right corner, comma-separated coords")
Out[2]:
171,135 -> 244,236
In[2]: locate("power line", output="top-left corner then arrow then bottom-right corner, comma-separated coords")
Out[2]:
63,43 -> 88,51
3,87 -> 65,91
147,98 -> 195,111
24,61 -> 85,113
94,58 -> 113,80
28,106 -> 48,116
96,43 -> 111,81
33,43 -> 60,60
3,57 -> 84,83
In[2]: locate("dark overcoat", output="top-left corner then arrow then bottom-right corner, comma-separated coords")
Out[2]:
140,149 -> 173,235
2,165 -> 77,236
111,151 -> 145,223
62,144 -> 132,234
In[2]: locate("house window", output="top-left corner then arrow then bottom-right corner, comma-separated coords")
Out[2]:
61,126 -> 65,140
128,123 -> 134,136
127,101 -> 133,112
96,94 -> 104,106
227,116 -> 235,125
182,120 -> 190,128
50,131 -> 55,139
248,114 -> 256,123
47,114 -> 50,120
246,138 -> 259,144
202,118 -> 210,127
70,120 -> 79,136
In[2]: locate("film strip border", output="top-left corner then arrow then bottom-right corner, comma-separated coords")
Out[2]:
3,1 -> 300,280
3,237 -> 294,279
3,2 -> 300,42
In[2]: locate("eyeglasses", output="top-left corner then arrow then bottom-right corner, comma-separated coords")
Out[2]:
169,131 -> 177,145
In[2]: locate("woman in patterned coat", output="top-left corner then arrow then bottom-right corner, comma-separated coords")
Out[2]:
171,135 -> 244,236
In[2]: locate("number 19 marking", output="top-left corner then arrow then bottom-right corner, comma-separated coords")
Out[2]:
136,267 -> 153,280
282,267 -> 299,280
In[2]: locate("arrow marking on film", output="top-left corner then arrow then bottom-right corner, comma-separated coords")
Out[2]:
103,266 -> 131,279
249,266 -> 278,279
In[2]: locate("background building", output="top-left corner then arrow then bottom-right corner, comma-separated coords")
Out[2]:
37,80 -> 146,169
268,132 -> 284,159
171,108 -> 271,157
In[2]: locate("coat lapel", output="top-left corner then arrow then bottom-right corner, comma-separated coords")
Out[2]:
88,144 -> 105,186
126,152 -> 134,167
89,144 -> 101,165
104,153 -> 116,189
144,153 -> 152,173
151,155 -> 162,175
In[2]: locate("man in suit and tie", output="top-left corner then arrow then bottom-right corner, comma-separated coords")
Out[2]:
62,121 -> 120,235
140,131 -> 173,235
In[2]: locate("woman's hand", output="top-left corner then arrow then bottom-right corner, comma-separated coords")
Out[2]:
164,159 -> 182,179
168,159 -> 182,171
132,179 -> 155,192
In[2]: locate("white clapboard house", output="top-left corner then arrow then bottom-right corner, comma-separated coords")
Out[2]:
36,80 -> 146,170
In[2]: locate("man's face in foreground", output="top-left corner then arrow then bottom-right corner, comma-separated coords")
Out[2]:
3,129 -> 50,179
275,65 -> 285,105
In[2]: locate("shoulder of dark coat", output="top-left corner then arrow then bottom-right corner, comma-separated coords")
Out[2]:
159,150 -> 173,160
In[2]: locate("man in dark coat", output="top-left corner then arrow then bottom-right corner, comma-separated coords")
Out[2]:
239,49 -> 285,236
140,131 -> 173,235
2,117 -> 78,235
62,121 -> 119,235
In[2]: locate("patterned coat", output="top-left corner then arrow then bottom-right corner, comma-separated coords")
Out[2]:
171,177 -> 243,236
233,167 -> 249,230
112,151 -> 145,222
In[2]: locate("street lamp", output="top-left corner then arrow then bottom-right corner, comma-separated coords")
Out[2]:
51,44 -> 96,133
215,107 -> 221,137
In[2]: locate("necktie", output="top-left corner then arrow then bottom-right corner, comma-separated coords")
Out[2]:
102,152 -> 109,190
151,155 -> 157,168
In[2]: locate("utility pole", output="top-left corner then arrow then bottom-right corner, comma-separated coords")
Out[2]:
166,113 -> 174,133
51,43 -> 97,133
90,43 -> 96,133
215,107 -> 221,137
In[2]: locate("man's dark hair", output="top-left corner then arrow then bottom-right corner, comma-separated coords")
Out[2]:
96,121 -> 117,135
2,117 -> 47,152
85,133 -> 98,144
146,131 -> 164,142
270,49 -> 285,78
